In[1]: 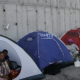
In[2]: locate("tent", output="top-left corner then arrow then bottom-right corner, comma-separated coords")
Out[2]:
61,28 -> 80,51
18,31 -> 74,71
0,35 -> 44,80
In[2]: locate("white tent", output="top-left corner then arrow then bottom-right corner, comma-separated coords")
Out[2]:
0,35 -> 44,80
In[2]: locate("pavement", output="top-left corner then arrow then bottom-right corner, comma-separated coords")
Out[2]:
41,65 -> 80,80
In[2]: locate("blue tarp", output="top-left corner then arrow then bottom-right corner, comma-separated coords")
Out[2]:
18,31 -> 74,70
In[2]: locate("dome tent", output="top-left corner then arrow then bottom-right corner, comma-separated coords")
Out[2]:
18,31 -> 74,72
0,35 -> 44,80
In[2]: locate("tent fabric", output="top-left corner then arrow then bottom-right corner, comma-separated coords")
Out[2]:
20,74 -> 44,80
61,28 -> 80,51
78,28 -> 80,38
0,35 -> 44,80
18,31 -> 74,70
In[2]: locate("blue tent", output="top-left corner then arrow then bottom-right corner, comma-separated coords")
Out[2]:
18,31 -> 74,70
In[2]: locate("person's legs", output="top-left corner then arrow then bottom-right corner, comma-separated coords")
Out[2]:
73,51 -> 79,60
70,52 -> 74,58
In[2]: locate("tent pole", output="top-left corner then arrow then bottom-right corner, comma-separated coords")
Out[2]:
37,31 -> 40,58
41,38 -> 64,63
